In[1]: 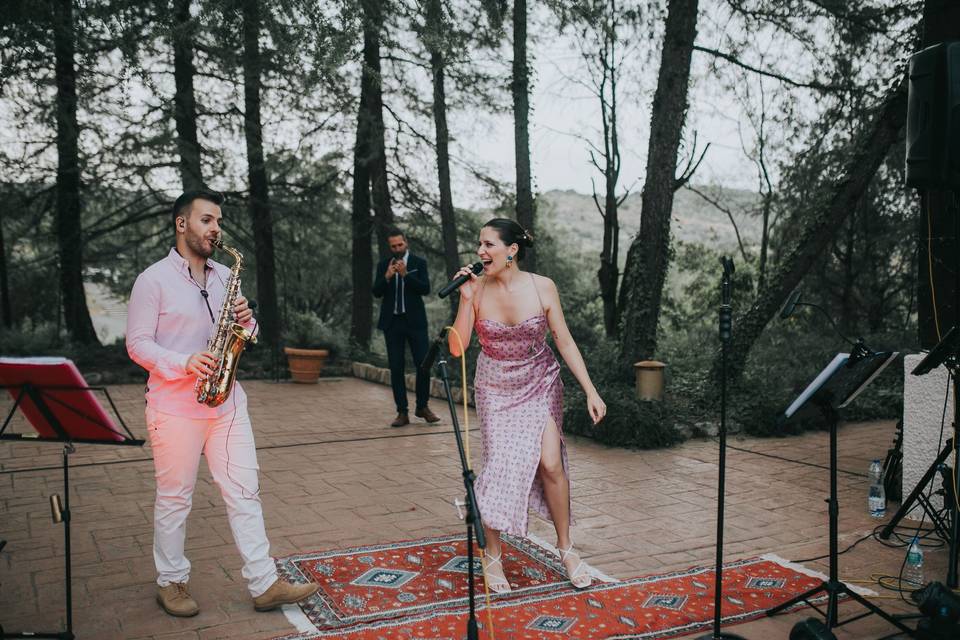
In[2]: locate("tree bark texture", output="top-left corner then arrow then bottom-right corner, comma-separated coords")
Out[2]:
512,0 -> 536,271
0,208 -> 11,328
172,0 -> 204,191
240,0 -> 280,349
52,0 -> 99,345
617,0 -> 698,365
597,0 -> 622,338
723,79 -> 908,378
350,0 -> 382,349
362,0 -> 394,260
425,0 -> 460,317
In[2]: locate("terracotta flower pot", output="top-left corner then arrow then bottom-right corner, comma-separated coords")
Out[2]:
283,347 -> 330,383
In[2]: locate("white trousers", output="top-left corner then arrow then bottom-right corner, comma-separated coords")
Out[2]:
146,405 -> 277,597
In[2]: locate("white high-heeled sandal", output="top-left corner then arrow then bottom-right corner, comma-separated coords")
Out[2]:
558,544 -> 592,590
481,551 -> 512,593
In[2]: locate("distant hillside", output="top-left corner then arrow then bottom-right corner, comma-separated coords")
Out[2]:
537,186 -> 762,258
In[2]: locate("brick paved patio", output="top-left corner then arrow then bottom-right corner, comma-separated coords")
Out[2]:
0,377 -> 943,639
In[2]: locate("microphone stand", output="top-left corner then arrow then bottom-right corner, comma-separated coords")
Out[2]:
422,328 -> 485,640
699,257 -> 746,640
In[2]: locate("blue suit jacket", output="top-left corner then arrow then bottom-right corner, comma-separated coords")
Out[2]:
373,253 -> 430,331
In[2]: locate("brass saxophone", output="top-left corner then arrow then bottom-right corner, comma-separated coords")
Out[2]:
195,239 -> 257,407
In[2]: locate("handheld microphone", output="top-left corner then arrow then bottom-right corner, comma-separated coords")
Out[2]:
438,262 -> 483,299
779,289 -> 802,319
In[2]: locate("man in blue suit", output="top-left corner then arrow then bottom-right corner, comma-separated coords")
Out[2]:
373,229 -> 441,427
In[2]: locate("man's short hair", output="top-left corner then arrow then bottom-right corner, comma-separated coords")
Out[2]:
385,227 -> 406,240
172,189 -> 225,227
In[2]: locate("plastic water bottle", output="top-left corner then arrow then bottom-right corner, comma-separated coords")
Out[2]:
868,459 -> 886,519
905,536 -> 924,588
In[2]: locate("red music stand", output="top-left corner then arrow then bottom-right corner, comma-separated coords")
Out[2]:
0,357 -> 144,640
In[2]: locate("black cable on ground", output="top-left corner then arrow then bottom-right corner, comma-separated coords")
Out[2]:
0,426 -> 481,475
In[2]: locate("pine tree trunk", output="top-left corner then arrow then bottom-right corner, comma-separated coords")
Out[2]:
363,0 -> 394,260
351,100 -> 374,350
512,0 -> 535,271
599,183 -> 620,337
0,207 -> 11,328
240,0 -> 279,350
425,0 -> 460,317
757,192 -> 771,292
52,0 -> 99,345
617,0 -> 698,365
722,79 -> 908,378
350,0 -> 381,350
172,0 -> 203,191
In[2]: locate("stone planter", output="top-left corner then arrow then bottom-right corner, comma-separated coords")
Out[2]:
283,347 -> 330,383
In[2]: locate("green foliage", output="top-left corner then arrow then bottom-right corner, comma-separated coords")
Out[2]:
282,309 -> 349,357
565,382 -> 681,449
0,320 -> 145,384
0,320 -> 66,355
562,339 -> 682,449
658,241 -> 911,437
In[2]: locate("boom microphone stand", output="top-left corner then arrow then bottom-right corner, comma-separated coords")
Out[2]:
698,257 -> 746,640
421,329 -> 486,640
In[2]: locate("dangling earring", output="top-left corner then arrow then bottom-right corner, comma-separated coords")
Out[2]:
506,255 -> 513,267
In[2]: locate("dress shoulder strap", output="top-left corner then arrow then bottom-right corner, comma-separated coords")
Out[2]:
473,277 -> 487,319
530,273 -> 545,314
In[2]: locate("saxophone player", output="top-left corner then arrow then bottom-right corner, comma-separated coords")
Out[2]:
126,189 -> 319,618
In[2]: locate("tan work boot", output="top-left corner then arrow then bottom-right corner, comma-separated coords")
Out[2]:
156,582 -> 199,617
415,406 -> 441,423
253,579 -> 320,612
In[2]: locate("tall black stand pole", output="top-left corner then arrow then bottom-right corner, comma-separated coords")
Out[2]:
433,339 -> 485,640
948,369 -> 960,587
952,186 -> 960,587
62,445 -> 74,639
699,258 -> 746,640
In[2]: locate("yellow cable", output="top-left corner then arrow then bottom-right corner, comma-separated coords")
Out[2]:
445,326 -> 495,640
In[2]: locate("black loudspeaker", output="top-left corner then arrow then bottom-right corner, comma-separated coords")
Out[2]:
906,41 -> 960,190
789,618 -> 838,640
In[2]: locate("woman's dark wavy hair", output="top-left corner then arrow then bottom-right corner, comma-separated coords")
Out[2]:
483,218 -> 534,260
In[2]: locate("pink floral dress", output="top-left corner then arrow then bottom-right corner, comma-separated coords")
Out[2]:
472,275 -> 570,536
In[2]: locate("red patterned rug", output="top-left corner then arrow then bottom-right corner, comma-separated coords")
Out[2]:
274,533 -> 571,631
273,535 -> 830,639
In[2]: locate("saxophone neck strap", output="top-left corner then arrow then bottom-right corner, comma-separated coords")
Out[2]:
199,289 -> 215,323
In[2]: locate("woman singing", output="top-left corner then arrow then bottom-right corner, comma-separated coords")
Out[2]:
448,218 -> 606,593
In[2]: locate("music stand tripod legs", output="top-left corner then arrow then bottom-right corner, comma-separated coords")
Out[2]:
767,403 -> 915,636
879,436 -> 954,551
1,444 -> 75,640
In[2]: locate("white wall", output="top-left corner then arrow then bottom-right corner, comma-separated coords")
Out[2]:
903,354 -> 955,519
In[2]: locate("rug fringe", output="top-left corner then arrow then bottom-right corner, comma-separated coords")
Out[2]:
761,552 -> 878,597
281,602 -> 316,636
